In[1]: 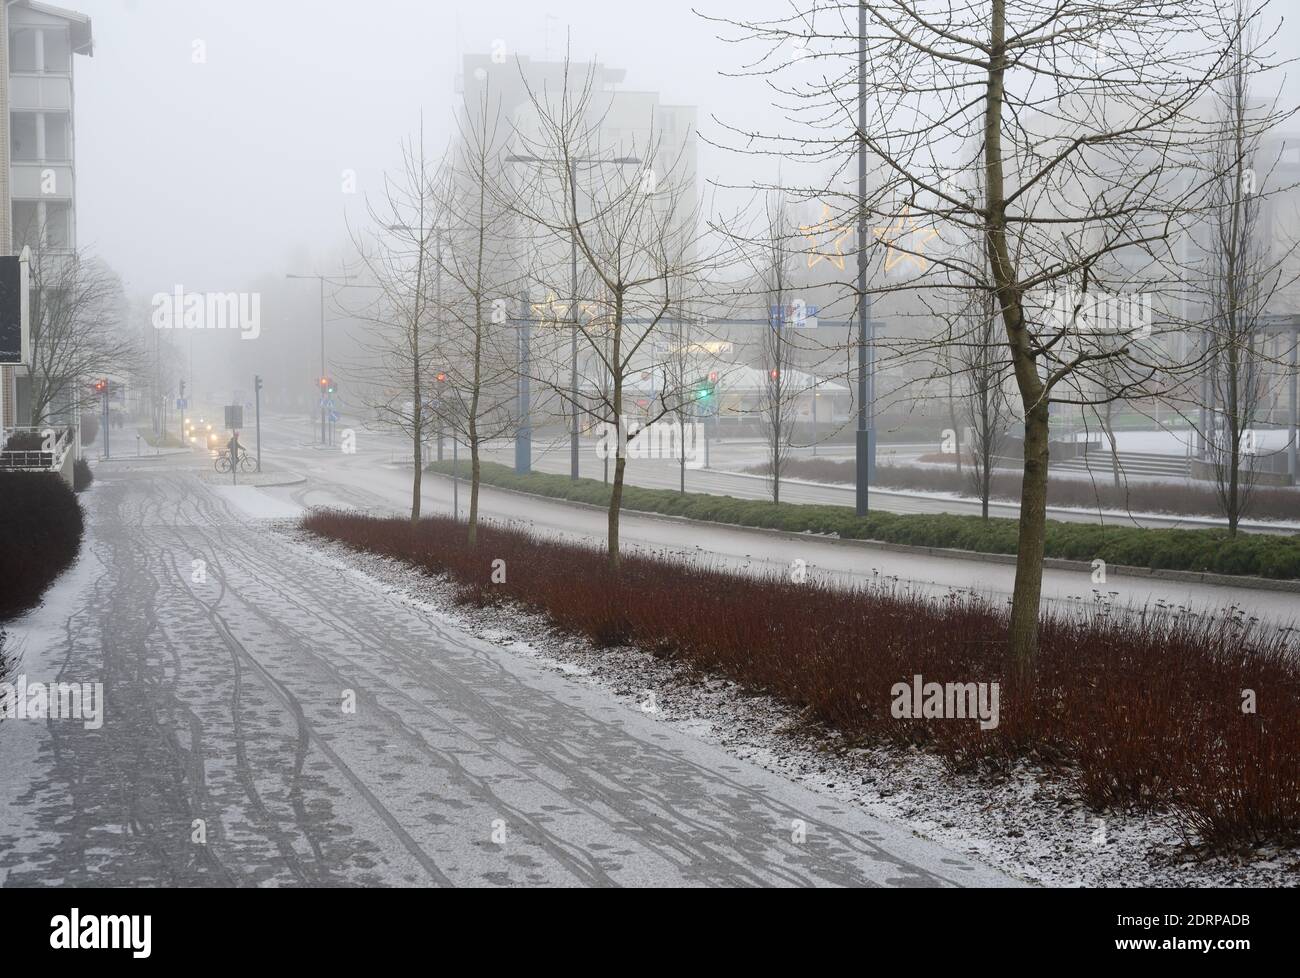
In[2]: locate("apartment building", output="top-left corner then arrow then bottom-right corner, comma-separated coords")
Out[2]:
0,0 -> 92,432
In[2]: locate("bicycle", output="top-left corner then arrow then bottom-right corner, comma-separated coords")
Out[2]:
214,448 -> 257,474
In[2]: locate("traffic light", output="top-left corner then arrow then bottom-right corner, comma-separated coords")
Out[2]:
255,375 -> 263,393
694,373 -> 716,403
93,379 -> 107,394
435,370 -> 447,384
769,368 -> 780,381
327,378 -> 336,395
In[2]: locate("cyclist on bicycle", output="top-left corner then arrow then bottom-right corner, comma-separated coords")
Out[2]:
226,432 -> 241,466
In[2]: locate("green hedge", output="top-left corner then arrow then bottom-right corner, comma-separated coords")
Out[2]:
428,460 -> 1300,580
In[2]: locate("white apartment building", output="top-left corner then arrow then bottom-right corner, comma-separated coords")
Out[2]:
0,0 -> 92,432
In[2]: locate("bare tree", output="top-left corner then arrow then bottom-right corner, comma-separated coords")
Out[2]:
349,121 -> 446,523
754,192 -> 801,504
433,84 -> 524,546
709,0 -> 1290,672
957,289 -> 1012,519
24,246 -> 134,428
660,296 -> 702,494
1202,0 -> 1293,534
506,57 -> 719,568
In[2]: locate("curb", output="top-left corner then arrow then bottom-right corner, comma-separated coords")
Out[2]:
425,471 -> 1300,595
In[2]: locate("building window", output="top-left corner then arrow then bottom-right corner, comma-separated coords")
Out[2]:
45,202 -> 72,250
9,28 -> 39,72
42,28 -> 71,72
11,113 -> 38,161
43,113 -> 70,159
12,201 -> 39,251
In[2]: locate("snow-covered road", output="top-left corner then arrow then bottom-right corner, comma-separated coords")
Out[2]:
0,458 -> 1017,887
250,414 -> 1300,628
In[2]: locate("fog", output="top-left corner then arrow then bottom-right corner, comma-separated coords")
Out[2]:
63,0 -> 1300,408
67,0 -> 814,404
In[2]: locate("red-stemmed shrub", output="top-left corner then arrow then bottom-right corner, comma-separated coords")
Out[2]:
303,509 -> 1300,849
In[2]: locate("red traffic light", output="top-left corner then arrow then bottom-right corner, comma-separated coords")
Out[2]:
319,377 -> 328,387
769,369 -> 780,380
708,371 -> 718,383
435,371 -> 447,383
93,379 -> 107,393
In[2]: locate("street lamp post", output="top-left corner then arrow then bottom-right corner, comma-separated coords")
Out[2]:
855,0 -> 876,517
286,272 -> 356,445
516,289 -> 532,474
506,152 -> 642,480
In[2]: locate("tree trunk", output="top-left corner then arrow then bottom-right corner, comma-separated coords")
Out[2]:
1102,403 -> 1122,492
468,432 -> 481,547
1226,340 -> 1242,536
467,300 -> 484,547
609,451 -> 626,569
771,393 -> 782,505
1008,402 -> 1049,676
411,370 -> 422,523
608,311 -> 625,570
985,0 -> 1046,675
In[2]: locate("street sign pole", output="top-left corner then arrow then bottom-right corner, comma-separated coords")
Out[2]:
516,292 -> 532,475
254,375 -> 263,472
103,385 -> 110,459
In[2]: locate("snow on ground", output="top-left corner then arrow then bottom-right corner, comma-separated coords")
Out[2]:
285,524 -> 1300,888
0,526 -> 109,882
208,485 -> 305,519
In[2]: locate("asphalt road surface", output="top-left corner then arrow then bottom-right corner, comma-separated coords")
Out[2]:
0,453 -> 1018,887
251,414 -> 1300,628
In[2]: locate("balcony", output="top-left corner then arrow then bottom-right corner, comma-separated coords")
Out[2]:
0,425 -> 75,482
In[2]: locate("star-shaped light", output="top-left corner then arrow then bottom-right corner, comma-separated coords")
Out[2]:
872,207 -> 939,273
530,292 -> 613,333
799,205 -> 853,271
530,290 -> 568,324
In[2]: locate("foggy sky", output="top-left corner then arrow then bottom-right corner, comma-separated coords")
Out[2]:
70,0 -> 779,298
66,0 -> 1300,402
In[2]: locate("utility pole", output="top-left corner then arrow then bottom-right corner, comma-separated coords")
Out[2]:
178,378 -> 186,448
254,374 -> 263,472
516,291 -> 532,474
506,151 -> 642,480
569,160 -> 579,481
855,0 -> 876,516
318,277 -> 325,444
286,271 -> 356,446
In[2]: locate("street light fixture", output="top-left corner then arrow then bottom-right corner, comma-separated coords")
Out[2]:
506,151 -> 643,481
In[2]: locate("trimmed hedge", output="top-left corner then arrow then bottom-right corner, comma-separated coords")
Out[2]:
0,472 -> 85,620
428,459 -> 1300,580
73,458 -> 94,492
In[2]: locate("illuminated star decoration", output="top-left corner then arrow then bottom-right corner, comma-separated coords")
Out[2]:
530,292 -> 608,333
872,206 -> 939,273
530,291 -> 570,324
799,205 -> 853,271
